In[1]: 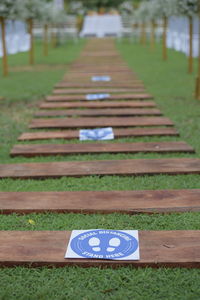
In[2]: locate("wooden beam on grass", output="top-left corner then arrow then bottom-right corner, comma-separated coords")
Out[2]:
0,230 -> 199,267
0,158 -> 200,179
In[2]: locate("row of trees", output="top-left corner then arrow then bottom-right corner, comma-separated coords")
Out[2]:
134,0 -> 200,99
0,0 -> 67,76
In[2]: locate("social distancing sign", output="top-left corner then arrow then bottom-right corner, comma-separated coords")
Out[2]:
86,93 -> 111,100
91,76 -> 111,82
65,229 -> 140,260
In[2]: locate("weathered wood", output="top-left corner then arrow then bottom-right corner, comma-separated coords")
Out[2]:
10,142 -> 194,157
45,94 -> 152,103
0,189 -> 200,214
29,117 -> 174,129
53,88 -> 144,94
0,230 -> 199,267
53,90 -> 152,99
0,158 -> 200,179
35,108 -> 162,117
18,128 -> 179,141
40,101 -> 156,109
54,83 -> 145,89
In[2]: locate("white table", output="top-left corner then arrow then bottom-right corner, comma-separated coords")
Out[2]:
80,15 -> 123,38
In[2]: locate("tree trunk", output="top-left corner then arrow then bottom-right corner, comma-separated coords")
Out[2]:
150,20 -> 155,51
43,24 -> 48,56
0,17 -> 8,76
140,23 -> 146,45
195,13 -> 200,99
28,18 -> 34,65
188,16 -> 193,73
162,16 -> 168,61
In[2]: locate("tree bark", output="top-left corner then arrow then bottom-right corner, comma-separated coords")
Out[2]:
43,24 -> 48,56
28,18 -> 34,65
0,17 -> 8,76
195,13 -> 200,99
162,16 -> 168,61
150,20 -> 155,51
188,16 -> 193,73
140,23 -> 146,45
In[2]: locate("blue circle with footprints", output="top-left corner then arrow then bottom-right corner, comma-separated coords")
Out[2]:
71,229 -> 138,259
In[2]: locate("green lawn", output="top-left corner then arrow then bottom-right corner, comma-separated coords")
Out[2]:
0,40 -> 200,300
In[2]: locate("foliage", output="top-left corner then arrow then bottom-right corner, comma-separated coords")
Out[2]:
176,0 -> 199,16
0,0 -> 19,18
20,0 -> 46,20
66,0 -> 126,10
149,0 -> 178,18
134,1 -> 151,22
68,1 -> 85,15
119,1 -> 134,14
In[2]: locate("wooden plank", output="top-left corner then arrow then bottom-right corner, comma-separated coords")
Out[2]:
67,70 -> 134,74
29,117 -> 174,129
0,230 -> 199,267
18,128 -> 179,141
54,83 -> 145,89
40,101 -> 157,109
35,108 -> 162,117
53,90 -> 152,98
61,74 -> 139,79
10,142 -> 194,157
0,158 -> 200,179
0,189 -> 200,214
45,94 -> 152,102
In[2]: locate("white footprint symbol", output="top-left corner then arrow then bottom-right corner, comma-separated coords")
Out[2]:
88,237 -> 101,252
107,238 -> 121,252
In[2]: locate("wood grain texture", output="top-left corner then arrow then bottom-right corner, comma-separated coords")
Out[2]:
41,100 -> 156,108
0,189 -> 199,214
35,108 -> 162,117
0,158 -> 200,179
29,117 -> 174,129
53,90 -> 152,99
54,83 -> 145,89
10,142 -> 194,157
0,230 -> 199,267
46,94 -> 151,102
18,128 -> 179,141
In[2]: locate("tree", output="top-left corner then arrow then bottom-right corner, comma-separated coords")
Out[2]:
149,0 -> 178,60
21,0 -> 46,65
0,0 -> 23,76
176,0 -> 198,73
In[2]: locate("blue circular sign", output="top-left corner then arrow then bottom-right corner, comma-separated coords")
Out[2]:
70,230 -> 138,259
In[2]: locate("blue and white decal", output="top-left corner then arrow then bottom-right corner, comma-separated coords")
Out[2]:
79,127 -> 114,141
91,76 -> 111,82
86,93 -> 110,100
65,229 -> 140,260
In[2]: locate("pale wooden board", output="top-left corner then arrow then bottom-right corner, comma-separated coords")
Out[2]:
0,189 -> 200,214
10,142 -> 194,157
0,158 -> 200,179
0,230 -> 199,267
18,128 -> 179,141
29,117 -> 174,129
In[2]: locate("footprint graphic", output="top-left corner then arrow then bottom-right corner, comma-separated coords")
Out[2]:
107,238 -> 121,252
88,237 -> 101,252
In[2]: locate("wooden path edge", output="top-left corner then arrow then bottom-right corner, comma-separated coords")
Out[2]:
0,189 -> 200,214
0,158 -> 200,179
0,230 -> 199,268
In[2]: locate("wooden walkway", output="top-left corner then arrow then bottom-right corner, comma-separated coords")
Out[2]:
0,39 -> 199,268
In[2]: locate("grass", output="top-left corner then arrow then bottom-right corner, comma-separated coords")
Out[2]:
0,39 -> 200,299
